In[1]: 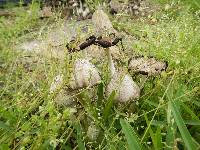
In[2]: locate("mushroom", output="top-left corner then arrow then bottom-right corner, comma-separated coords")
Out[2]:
128,56 -> 168,88
50,74 -> 64,93
90,8 -> 140,103
105,47 -> 140,103
50,59 -> 101,106
50,59 -> 101,105
128,56 -> 168,76
87,122 -> 100,141
92,7 -> 116,35
69,59 -> 101,90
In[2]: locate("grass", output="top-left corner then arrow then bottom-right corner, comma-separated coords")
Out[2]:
0,0 -> 200,149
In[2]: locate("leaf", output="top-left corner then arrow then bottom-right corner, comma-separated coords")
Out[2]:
151,120 -> 166,127
97,82 -> 104,108
103,91 -> 115,122
155,127 -> 162,150
75,122 -> 86,150
0,144 -> 9,150
166,103 -> 176,150
193,100 -> 200,107
0,121 -> 12,131
169,100 -> 197,150
144,114 -> 161,150
179,101 -> 200,123
184,120 -> 200,126
120,119 -> 142,150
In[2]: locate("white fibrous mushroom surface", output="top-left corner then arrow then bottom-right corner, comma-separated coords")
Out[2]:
50,74 -> 64,93
106,74 -> 140,103
92,8 -> 116,34
54,89 -> 75,106
20,40 -> 43,52
87,123 -> 100,141
69,59 -> 101,89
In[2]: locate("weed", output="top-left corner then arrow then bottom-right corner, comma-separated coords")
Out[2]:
0,0 -> 200,149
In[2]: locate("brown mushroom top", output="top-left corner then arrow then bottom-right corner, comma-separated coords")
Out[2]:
128,56 -> 168,75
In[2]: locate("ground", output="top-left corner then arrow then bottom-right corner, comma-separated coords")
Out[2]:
0,0 -> 200,149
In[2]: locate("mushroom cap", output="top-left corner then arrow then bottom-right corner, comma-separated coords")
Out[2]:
128,56 -> 168,75
50,74 -> 64,93
106,73 -> 140,103
69,59 -> 101,89
92,7 -> 116,35
54,89 -> 77,106
87,123 -> 100,141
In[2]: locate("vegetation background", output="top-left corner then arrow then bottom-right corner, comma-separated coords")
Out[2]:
0,0 -> 200,149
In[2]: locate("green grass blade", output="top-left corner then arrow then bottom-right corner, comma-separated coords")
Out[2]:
0,121 -> 12,131
184,120 -> 200,126
120,119 -> 142,150
166,103 -> 176,150
144,114 -> 157,149
144,114 -> 162,149
97,82 -> 104,108
179,101 -> 200,123
103,91 -> 115,122
169,100 -> 197,150
166,125 -> 176,150
193,100 -> 200,107
155,127 -> 162,150
75,122 -> 86,150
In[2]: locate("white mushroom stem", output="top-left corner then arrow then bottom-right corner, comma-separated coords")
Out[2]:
106,48 -> 116,77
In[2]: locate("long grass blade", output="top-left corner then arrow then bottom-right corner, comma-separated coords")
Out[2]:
97,82 -> 104,108
120,119 -> 142,150
169,100 -> 197,150
75,122 -> 86,150
0,121 -> 12,131
144,114 -> 157,149
103,91 -> 115,122
179,101 -> 200,123
155,127 -> 162,150
166,102 -> 176,150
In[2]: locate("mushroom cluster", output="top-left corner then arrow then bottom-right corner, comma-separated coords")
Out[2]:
48,7 -> 168,143
50,8 -> 167,106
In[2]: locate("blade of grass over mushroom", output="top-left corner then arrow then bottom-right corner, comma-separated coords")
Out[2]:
97,82 -> 104,108
120,119 -> 142,150
103,91 -> 115,122
75,122 -> 86,150
169,100 -> 197,150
